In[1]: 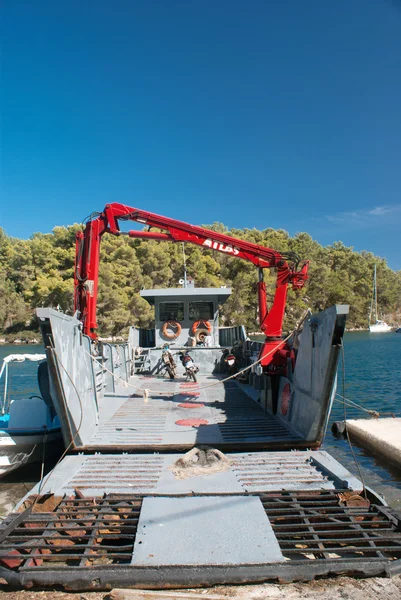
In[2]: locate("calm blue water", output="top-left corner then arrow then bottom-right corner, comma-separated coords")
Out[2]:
250,331 -> 401,505
0,335 -> 400,506
324,331 -> 401,506
330,331 -> 401,421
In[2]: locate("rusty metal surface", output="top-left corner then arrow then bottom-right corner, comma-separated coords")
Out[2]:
263,490 -> 401,561
0,491 -> 400,590
22,451 -> 361,497
0,495 -> 141,571
231,454 -> 335,492
66,455 -> 164,493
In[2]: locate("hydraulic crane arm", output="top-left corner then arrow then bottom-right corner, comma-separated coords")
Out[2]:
74,203 -> 308,365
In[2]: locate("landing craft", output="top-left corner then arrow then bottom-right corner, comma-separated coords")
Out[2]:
1,203 -> 400,590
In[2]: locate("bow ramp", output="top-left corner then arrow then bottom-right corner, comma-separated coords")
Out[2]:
0,305 -> 400,590
1,455 -> 401,590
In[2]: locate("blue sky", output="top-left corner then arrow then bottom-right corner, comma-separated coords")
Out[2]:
1,0 -> 400,269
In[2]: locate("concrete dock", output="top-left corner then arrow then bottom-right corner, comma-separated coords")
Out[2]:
346,417 -> 401,469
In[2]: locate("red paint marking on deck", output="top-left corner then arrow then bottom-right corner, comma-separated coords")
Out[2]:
178,403 -> 205,409
175,419 -> 208,427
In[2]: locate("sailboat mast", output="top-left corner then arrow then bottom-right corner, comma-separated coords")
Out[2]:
369,267 -> 374,325
374,264 -> 378,322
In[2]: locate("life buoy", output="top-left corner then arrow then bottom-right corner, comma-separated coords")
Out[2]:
161,320 -> 182,339
191,320 -> 212,335
195,329 -> 210,343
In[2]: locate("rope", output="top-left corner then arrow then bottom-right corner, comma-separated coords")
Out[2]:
335,394 -> 380,418
28,344 -> 85,512
19,310 -> 308,514
335,392 -> 398,418
85,309 -> 311,399
38,427 -> 48,494
85,331 -> 292,398
340,341 -> 367,500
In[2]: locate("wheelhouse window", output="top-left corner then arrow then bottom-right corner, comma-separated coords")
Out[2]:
189,301 -> 214,320
159,302 -> 184,322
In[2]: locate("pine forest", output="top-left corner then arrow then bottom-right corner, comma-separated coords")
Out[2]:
1,223 -> 400,341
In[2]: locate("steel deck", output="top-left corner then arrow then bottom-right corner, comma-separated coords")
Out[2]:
18,303 -> 375,589
88,376 -> 300,449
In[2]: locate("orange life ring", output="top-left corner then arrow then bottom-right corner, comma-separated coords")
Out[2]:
191,320 -> 212,335
161,320 -> 182,339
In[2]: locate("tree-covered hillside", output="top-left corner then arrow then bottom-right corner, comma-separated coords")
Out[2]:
0,224 -> 400,339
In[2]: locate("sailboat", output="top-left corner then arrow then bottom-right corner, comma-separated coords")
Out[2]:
369,264 -> 392,332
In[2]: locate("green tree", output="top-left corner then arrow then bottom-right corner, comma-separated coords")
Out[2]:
0,222 -> 400,337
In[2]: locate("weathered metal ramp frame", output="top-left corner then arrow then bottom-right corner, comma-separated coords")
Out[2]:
0,491 -> 400,591
19,450 -> 362,496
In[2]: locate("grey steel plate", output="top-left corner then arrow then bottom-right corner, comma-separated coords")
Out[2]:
131,496 -> 284,566
87,377 -> 300,448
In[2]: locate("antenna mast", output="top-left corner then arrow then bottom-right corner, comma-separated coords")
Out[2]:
182,242 -> 188,288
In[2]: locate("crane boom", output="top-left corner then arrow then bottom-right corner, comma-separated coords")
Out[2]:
74,203 -> 308,367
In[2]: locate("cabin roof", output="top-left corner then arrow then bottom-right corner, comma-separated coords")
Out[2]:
140,287 -> 231,305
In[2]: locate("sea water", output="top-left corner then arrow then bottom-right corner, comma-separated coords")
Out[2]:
325,331 -> 401,507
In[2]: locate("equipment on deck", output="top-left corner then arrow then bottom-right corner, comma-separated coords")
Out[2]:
179,350 -> 199,382
161,344 -> 176,379
74,203 -> 309,369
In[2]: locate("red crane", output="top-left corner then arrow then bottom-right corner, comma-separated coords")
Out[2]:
74,203 -> 308,368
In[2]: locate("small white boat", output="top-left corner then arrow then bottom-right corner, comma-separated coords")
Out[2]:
369,320 -> 392,333
368,265 -> 392,333
0,354 -> 62,478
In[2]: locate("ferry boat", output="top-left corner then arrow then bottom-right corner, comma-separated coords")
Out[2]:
0,204 -> 399,590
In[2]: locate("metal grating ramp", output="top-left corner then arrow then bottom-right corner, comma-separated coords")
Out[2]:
0,496 -> 142,571
0,491 -> 400,590
29,451 -> 362,496
231,453 -> 333,491
264,490 -> 401,563
66,455 -> 165,493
